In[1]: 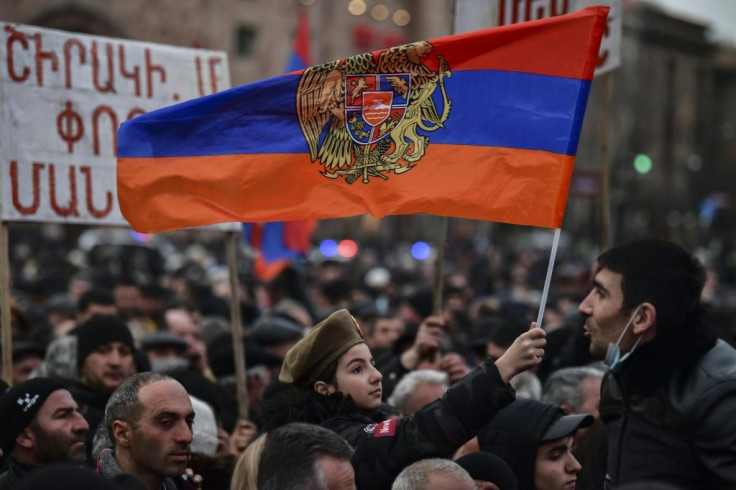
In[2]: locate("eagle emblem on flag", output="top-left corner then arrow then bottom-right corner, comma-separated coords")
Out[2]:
296,41 -> 451,184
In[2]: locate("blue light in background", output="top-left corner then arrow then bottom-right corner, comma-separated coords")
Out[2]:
320,239 -> 339,257
131,231 -> 152,243
411,241 -> 431,260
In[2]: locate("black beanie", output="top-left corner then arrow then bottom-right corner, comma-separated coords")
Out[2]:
0,378 -> 67,452
75,315 -> 135,367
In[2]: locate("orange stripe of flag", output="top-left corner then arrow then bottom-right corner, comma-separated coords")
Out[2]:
118,144 -> 574,232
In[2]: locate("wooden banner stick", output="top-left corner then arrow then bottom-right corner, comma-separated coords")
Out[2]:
226,230 -> 249,420
432,216 -> 448,316
1,222 -> 13,386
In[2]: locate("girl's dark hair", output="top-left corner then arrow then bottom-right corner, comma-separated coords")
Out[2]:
313,357 -> 339,387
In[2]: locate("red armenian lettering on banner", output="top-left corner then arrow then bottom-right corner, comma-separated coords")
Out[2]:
1,21 -> 230,226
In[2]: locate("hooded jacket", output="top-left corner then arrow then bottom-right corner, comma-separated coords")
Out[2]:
478,399 -> 563,490
262,357 -> 515,490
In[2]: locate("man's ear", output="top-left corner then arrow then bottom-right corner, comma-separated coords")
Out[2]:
112,420 -> 133,448
632,302 -> 657,336
313,381 -> 336,396
15,427 -> 35,450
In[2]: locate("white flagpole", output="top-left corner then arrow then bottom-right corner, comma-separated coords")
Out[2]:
535,228 -> 561,329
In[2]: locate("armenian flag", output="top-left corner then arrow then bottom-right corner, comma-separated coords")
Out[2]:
118,7 -> 608,233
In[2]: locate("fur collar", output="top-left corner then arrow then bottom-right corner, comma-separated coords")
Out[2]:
260,388 -> 357,433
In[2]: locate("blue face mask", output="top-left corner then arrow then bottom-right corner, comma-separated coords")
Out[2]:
604,305 -> 643,371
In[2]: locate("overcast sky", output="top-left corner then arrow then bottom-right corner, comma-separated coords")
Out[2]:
639,0 -> 736,46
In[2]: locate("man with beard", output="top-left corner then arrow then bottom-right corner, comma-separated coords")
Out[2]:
99,372 -> 196,490
69,315 -> 137,462
578,240 -> 736,489
0,378 -> 89,489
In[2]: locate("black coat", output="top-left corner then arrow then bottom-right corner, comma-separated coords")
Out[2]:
0,459 -> 38,490
263,357 -> 515,490
600,323 -> 736,489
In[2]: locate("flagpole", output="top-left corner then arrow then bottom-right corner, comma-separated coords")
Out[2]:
600,72 -> 612,248
1,222 -> 13,386
432,216 -> 448,316
431,0 -> 459,318
535,228 -> 561,329
226,230 -> 249,420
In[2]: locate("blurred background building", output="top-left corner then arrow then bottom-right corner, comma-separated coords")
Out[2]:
1,0 -> 734,258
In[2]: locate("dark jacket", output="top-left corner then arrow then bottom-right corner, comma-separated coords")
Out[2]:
478,398 -> 562,490
68,381 -> 110,463
600,323 -> 736,489
97,448 -> 196,490
262,357 -> 515,490
0,459 -> 39,490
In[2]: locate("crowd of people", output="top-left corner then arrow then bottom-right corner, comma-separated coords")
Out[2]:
1,223 -> 735,489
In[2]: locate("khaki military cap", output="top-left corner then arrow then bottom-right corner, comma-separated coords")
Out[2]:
279,309 -> 364,389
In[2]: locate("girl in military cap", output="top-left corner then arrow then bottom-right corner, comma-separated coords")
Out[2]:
261,308 -> 545,489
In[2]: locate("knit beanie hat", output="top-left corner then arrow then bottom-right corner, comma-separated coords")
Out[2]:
279,309 -> 364,389
75,315 -> 134,367
0,377 -> 67,452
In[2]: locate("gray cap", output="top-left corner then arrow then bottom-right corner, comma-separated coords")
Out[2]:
141,331 -> 188,351
248,315 -> 304,347
541,413 -> 594,442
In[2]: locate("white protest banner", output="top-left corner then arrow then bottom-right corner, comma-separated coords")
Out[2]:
0,22 -> 237,229
454,0 -> 621,76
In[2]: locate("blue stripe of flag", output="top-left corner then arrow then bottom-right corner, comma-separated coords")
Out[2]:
118,70 -> 590,159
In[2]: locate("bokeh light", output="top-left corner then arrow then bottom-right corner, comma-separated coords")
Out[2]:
633,154 -> 652,174
131,231 -> 153,243
393,9 -> 411,26
371,4 -> 389,21
348,0 -> 367,16
411,241 -> 431,260
320,239 -> 339,257
338,239 -> 358,258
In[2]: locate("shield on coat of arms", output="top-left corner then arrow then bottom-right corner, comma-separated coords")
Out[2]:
345,73 -> 411,146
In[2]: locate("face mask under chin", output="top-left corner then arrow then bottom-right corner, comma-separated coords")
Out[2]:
604,305 -> 644,371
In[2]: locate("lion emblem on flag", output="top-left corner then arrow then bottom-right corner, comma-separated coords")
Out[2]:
296,41 -> 451,184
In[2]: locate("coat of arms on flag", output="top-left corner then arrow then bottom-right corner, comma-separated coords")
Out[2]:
296,41 -> 452,184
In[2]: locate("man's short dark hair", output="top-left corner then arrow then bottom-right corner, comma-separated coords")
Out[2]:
257,422 -> 354,490
77,289 -> 115,314
104,372 -> 171,448
597,239 -> 705,332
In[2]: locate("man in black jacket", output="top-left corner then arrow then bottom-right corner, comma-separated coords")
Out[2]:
0,378 -> 89,489
578,239 -> 736,489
